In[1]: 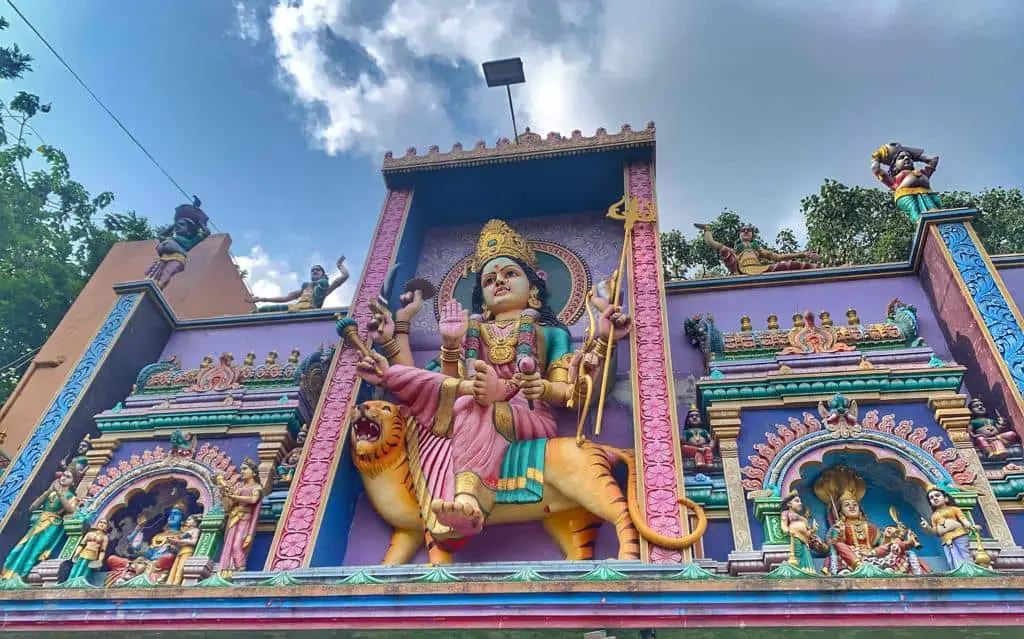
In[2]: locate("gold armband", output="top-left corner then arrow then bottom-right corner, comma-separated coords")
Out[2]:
380,338 -> 402,361
546,353 -> 572,384
393,320 -> 411,335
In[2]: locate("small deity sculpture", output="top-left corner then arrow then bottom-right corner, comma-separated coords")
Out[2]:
275,448 -> 301,486
919,485 -> 980,570
250,258 -> 349,313
1,468 -> 79,579
146,199 -> 211,290
969,397 -> 1022,462
356,219 -> 631,539
780,491 -> 825,573
817,393 -> 860,437
815,466 -> 925,576
681,405 -> 715,469
61,435 -> 92,479
66,517 -> 110,582
215,458 -> 263,574
164,514 -> 201,586
695,223 -> 818,276
169,429 -> 195,457
122,514 -> 151,558
870,142 -> 941,223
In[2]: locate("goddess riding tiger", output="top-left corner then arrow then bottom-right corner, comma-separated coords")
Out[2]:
349,400 -> 707,564
353,218 -> 705,563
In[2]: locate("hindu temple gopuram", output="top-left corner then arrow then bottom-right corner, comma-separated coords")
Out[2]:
1,125 -> 1023,638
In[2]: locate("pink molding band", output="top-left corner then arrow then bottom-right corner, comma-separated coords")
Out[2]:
626,163 -> 687,563
268,189 -> 412,570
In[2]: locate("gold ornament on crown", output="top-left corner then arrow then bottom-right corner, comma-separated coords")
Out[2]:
470,219 -> 538,273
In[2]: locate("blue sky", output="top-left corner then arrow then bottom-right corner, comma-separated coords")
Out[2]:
6,1 -> 1024,302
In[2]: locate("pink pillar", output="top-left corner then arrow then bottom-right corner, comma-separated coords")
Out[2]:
267,189 -> 412,570
625,163 -> 690,563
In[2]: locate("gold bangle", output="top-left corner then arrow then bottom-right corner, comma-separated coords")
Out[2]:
592,339 -> 609,359
394,320 -> 411,335
539,380 -> 555,403
380,338 -> 402,361
440,345 -> 461,363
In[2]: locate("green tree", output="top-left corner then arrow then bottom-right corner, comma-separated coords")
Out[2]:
661,209 -> 794,280
802,180 -> 1024,265
0,17 -> 157,408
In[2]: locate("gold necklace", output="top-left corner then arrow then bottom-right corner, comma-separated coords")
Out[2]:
480,318 -> 521,364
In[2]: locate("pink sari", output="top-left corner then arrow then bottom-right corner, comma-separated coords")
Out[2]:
385,341 -> 557,496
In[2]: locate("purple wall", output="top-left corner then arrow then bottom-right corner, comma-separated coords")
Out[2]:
998,266 -> 1024,307
160,319 -> 337,369
666,275 -> 952,378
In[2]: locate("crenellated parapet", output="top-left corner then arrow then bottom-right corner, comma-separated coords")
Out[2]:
382,122 -> 656,172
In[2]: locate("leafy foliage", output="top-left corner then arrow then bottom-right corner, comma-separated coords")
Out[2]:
0,17 -> 157,408
663,180 -> 1024,276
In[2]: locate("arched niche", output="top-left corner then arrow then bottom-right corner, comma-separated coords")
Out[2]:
788,449 -> 944,560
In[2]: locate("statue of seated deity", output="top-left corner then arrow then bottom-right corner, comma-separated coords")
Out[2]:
355,219 -> 633,541
681,405 -> 715,469
969,397 -> 1022,462
105,500 -> 196,585
815,466 -> 926,576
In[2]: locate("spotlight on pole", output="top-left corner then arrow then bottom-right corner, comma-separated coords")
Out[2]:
482,57 -> 525,144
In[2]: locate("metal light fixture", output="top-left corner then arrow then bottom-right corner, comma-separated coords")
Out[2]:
482,57 -> 525,143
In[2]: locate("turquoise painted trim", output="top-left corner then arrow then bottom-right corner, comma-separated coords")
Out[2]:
112,281 -> 346,330
665,208 -> 976,294
96,408 -> 303,433
0,293 -> 141,523
937,221 -> 1024,399
697,369 -> 965,411
2,583 -> 1023,611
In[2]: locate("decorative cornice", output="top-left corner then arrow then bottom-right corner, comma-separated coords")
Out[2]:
113,280 -> 344,330
697,366 -> 966,411
381,122 -> 656,173
95,407 -> 302,433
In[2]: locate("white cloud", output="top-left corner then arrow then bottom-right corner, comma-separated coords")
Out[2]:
257,0 -> 1024,237
233,1 -> 262,42
234,245 -> 353,309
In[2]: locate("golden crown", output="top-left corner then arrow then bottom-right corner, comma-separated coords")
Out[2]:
471,219 -> 537,273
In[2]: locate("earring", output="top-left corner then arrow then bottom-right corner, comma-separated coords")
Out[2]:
528,287 -> 542,310
481,302 -> 492,319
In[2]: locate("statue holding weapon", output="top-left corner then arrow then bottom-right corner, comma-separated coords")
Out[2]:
347,219 -> 631,540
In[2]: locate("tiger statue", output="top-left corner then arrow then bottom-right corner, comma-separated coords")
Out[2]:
349,400 -> 707,565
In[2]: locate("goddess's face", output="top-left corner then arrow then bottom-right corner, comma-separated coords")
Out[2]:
740,227 -> 753,242
94,518 -> 110,532
481,257 -> 530,313
788,496 -> 803,512
928,489 -> 948,507
841,498 -> 861,518
241,464 -> 255,481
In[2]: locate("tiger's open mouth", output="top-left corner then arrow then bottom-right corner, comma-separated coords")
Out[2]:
352,415 -> 381,443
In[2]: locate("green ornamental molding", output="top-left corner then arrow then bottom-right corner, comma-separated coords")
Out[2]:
57,516 -> 86,560
195,512 -> 226,560
698,369 -> 965,411
683,484 -> 729,510
753,497 -> 787,545
96,409 -> 303,433
989,472 -> 1024,501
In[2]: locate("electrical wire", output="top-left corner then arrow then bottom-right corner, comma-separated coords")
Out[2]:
0,347 -> 40,375
5,0 -> 198,207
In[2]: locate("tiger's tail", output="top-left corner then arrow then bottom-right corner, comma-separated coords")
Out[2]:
599,445 -> 708,550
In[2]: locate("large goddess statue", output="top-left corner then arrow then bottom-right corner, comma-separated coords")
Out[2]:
356,219 -> 629,539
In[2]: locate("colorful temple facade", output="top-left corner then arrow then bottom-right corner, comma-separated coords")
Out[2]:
1,125 -> 1024,638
